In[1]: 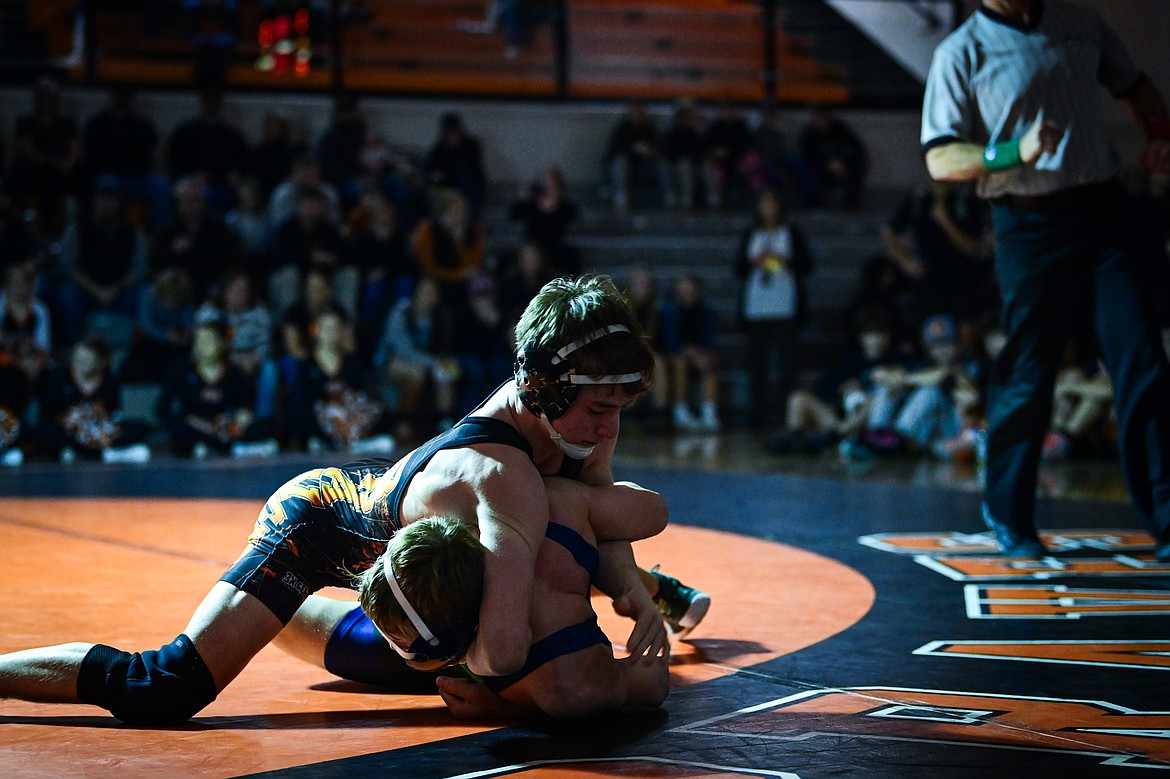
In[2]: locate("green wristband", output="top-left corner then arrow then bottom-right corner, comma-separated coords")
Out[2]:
983,138 -> 1023,172
459,663 -> 483,684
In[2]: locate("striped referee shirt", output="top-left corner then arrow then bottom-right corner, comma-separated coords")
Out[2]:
921,0 -> 1145,199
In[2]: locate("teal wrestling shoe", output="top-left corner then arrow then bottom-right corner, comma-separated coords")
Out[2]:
650,565 -> 710,636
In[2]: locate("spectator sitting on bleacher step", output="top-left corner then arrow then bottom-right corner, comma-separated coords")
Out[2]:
704,101 -> 758,212
267,185 -> 353,320
82,86 -> 172,231
0,265 -> 52,467
290,308 -> 392,455
248,113 -> 304,204
622,265 -> 670,426
508,166 -> 580,276
7,76 -> 80,238
164,88 -> 248,214
604,101 -> 670,213
424,112 -> 487,220
156,316 -> 272,460
798,106 -> 869,211
121,267 -> 196,385
267,154 -> 342,231
344,188 -> 417,362
754,106 -> 817,210
55,176 -> 147,347
662,274 -> 721,433
661,98 -> 712,211
498,242 -> 555,348
316,95 -> 368,210
766,306 -> 900,456
149,176 -> 241,305
35,336 -> 152,464
195,267 -> 279,430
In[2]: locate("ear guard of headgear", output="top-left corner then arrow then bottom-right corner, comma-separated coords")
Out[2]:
399,620 -> 479,666
384,556 -> 478,667
514,324 -> 645,421
515,343 -> 575,420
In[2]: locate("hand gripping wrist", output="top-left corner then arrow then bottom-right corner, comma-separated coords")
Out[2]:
983,138 -> 1023,172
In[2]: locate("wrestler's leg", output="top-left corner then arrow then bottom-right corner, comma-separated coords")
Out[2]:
275,594 -> 443,692
0,582 -> 281,708
272,594 -> 356,669
0,642 -> 92,702
543,477 -> 667,544
182,581 -> 286,692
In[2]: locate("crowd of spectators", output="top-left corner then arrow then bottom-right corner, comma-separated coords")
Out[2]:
1,82 -> 1164,472
613,100 -> 1168,470
0,78 -> 582,466
755,164 -> 1168,467
604,98 -> 868,214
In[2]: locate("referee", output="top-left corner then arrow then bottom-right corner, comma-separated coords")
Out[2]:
921,0 -> 1170,560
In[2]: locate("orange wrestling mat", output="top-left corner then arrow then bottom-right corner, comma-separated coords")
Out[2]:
5,457 -> 1167,778
0,497 -> 873,778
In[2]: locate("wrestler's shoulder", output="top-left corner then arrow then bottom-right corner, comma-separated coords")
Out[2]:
430,442 -> 541,485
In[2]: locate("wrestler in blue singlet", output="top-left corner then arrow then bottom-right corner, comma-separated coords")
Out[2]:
322,516 -> 611,692
477,520 -> 610,694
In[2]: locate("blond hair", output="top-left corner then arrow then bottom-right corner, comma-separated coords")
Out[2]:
355,517 -> 484,640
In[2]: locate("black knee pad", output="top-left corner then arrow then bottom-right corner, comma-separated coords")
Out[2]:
77,634 -> 218,725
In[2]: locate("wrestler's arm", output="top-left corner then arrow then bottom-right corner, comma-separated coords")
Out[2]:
577,438 -> 669,658
513,645 -> 669,718
578,434 -> 619,486
436,645 -> 669,720
593,541 -> 667,658
462,449 -> 549,677
613,651 -> 671,712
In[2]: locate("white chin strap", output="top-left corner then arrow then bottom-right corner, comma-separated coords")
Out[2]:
540,415 -> 596,460
537,323 -> 649,460
543,368 -> 641,459
382,554 -> 439,647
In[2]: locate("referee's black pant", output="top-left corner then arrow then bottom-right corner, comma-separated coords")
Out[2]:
985,180 -> 1170,545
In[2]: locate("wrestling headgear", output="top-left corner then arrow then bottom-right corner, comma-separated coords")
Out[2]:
382,555 -> 477,666
514,324 -> 646,422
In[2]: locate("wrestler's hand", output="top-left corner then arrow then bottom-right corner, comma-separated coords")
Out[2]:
1020,117 -> 1063,164
436,676 -> 527,720
613,589 -> 670,659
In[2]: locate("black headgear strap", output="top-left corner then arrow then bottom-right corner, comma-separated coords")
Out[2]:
514,325 -> 645,421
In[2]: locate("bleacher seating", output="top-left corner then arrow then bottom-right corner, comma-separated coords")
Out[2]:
483,185 -> 898,419
75,0 -> 864,104
0,0 -> 75,73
